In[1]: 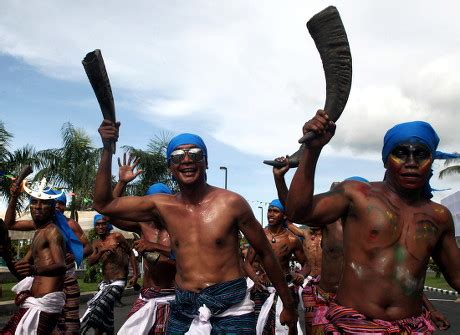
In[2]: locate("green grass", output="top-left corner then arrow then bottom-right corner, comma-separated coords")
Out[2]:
424,272 -> 456,291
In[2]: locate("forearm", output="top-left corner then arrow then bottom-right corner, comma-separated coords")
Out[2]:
286,148 -> 321,223
129,253 -> 139,277
93,148 -> 115,212
112,180 -> 127,198
422,293 -> 436,312
86,250 -> 103,266
274,175 -> 289,207
83,243 -> 93,258
4,196 -> 19,229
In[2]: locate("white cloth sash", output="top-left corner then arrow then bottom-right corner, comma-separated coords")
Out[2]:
185,278 -> 255,335
12,276 -> 65,335
117,293 -> 175,335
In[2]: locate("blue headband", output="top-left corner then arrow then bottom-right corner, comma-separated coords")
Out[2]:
145,183 -> 173,195
166,133 -> 207,163
93,214 -> 113,231
269,199 -> 284,212
345,176 -> 369,183
382,121 -> 460,199
33,189 -> 83,266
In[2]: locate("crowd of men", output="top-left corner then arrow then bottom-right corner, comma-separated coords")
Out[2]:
0,110 -> 459,334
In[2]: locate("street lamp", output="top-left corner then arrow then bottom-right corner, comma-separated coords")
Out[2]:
219,166 -> 228,189
258,206 -> 263,225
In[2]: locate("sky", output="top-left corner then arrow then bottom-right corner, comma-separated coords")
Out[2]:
1,0 -> 459,225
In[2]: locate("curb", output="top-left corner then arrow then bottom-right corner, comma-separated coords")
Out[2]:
424,286 -> 458,296
0,287 -> 137,316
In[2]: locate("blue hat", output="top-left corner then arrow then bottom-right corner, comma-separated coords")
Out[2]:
269,199 -> 284,212
145,183 -> 173,195
382,121 -> 460,199
166,133 -> 207,163
93,214 -> 113,232
55,191 -> 67,205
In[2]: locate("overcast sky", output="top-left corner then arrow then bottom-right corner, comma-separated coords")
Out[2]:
1,0 -> 459,224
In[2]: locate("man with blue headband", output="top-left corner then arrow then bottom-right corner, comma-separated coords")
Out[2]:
94,121 -> 298,334
2,181 -> 71,334
109,152 -> 177,335
81,214 -> 138,335
4,185 -> 89,334
245,198 -> 309,334
286,111 -> 460,334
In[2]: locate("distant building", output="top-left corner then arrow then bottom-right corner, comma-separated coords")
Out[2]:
441,191 -> 460,246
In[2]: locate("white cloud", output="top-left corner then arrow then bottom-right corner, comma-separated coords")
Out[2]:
0,0 -> 459,160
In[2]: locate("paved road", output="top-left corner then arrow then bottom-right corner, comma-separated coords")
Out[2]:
0,289 -> 458,333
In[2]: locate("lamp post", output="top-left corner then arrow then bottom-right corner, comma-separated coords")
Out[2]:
258,206 -> 263,225
219,166 -> 228,189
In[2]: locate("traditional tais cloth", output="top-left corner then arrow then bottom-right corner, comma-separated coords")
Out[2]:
381,121 -> 460,199
302,275 -> 321,328
118,287 -> 175,335
54,253 -> 81,335
323,301 -> 435,335
80,279 -> 125,334
166,277 -> 255,335
311,286 -> 336,331
0,276 -> 65,335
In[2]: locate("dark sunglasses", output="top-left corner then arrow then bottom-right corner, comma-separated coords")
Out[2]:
170,148 -> 205,164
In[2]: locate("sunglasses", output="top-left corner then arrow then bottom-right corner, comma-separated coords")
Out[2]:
170,148 -> 205,164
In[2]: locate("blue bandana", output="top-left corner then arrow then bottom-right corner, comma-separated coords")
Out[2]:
35,189 -> 84,266
93,214 -> 113,232
166,133 -> 207,163
55,191 -> 67,205
382,121 -> 460,199
345,176 -> 369,183
145,183 -> 173,195
269,199 -> 284,212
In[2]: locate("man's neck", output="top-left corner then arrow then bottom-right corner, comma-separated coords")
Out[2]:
178,182 -> 210,204
384,179 -> 424,204
35,220 -> 54,230
99,233 -> 110,241
268,223 -> 286,235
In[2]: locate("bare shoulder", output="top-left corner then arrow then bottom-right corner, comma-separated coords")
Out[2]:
110,232 -> 126,241
67,218 -> 84,234
341,179 -> 373,196
430,201 -> 454,228
44,224 -> 64,242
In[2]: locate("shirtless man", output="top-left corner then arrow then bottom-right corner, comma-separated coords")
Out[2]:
111,153 -> 177,335
93,124 -> 298,334
80,215 -> 138,335
4,187 -> 89,335
286,112 -> 460,334
2,187 -> 68,334
246,199 -> 309,334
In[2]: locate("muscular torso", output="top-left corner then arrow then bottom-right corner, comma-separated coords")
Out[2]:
264,228 -> 299,275
30,225 -> 66,297
319,220 -> 343,293
302,229 -> 322,276
338,182 -> 448,320
140,223 -> 175,289
154,187 -> 244,292
94,234 -> 129,281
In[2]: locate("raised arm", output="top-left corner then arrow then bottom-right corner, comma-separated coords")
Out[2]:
273,156 -> 290,206
286,222 -> 306,238
93,120 -> 158,222
292,237 -> 310,280
4,183 -> 35,231
237,197 -> 297,329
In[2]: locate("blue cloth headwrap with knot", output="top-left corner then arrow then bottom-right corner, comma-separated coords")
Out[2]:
269,199 -> 285,212
55,191 -> 67,205
145,183 -> 173,195
381,121 -> 460,199
39,189 -> 83,266
166,133 -> 207,164
93,214 -> 113,232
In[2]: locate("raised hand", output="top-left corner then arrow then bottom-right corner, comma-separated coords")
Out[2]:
273,156 -> 290,178
117,152 -> 142,183
98,119 -> 120,149
302,110 -> 336,149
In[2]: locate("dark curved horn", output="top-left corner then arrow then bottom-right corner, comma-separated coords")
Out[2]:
264,6 -> 352,167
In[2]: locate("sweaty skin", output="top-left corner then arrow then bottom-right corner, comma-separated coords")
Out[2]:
86,220 -> 138,283
92,120 -> 298,330
5,195 -> 66,297
110,153 -> 176,290
286,110 -> 460,321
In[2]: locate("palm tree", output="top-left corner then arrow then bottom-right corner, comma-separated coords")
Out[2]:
0,122 -> 40,212
439,154 -> 460,179
35,122 -> 101,219
122,132 -> 177,195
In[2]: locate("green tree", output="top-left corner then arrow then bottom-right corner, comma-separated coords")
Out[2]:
439,154 -> 460,179
122,132 -> 177,195
35,122 -> 101,220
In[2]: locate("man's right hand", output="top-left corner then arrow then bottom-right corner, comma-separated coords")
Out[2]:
14,259 -> 35,276
302,110 -> 336,149
279,305 -> 298,333
117,152 -> 142,183
98,119 -> 120,150
273,156 -> 290,178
